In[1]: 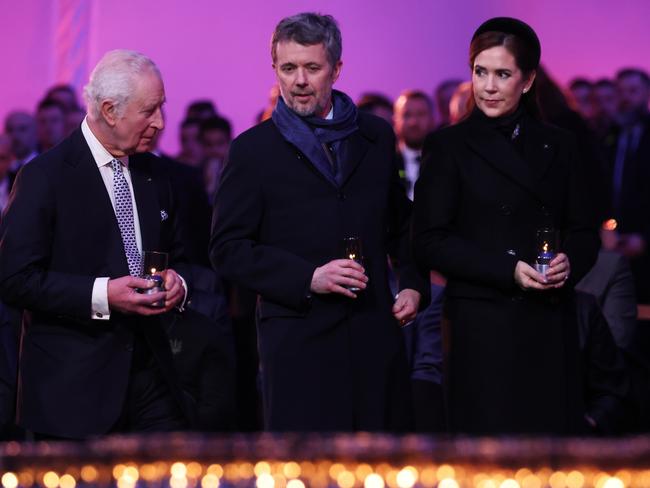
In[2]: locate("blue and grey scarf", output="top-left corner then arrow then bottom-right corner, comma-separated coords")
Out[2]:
272,89 -> 359,186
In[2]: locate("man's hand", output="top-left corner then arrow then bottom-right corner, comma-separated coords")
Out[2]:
107,275 -> 167,316
310,259 -> 368,298
159,268 -> 185,310
393,288 -> 421,325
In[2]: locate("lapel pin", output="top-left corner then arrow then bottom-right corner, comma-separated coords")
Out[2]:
169,339 -> 182,355
160,210 -> 169,221
543,143 -> 550,149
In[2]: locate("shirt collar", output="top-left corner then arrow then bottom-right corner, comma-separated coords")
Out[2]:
81,117 -> 129,168
325,105 -> 334,120
400,143 -> 421,160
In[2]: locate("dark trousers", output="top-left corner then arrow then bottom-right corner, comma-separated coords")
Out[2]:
110,334 -> 187,433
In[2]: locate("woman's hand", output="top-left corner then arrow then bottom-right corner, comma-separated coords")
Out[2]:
544,252 -> 571,288
514,260 -> 549,290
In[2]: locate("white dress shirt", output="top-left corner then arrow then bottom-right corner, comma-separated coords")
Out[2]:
399,143 -> 421,201
82,118 -> 144,320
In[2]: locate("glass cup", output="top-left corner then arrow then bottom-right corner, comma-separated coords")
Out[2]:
343,237 -> 365,292
138,251 -> 169,307
534,228 -> 558,277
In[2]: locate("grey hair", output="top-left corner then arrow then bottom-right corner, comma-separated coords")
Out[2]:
83,49 -> 161,119
271,12 -> 342,67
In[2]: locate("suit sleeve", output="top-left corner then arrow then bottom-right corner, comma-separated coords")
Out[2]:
0,163 -> 94,318
209,137 -> 316,310
412,132 -> 518,290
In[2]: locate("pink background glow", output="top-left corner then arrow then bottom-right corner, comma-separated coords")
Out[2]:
1,0 -> 649,155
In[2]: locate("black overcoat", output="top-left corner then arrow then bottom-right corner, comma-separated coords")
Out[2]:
413,110 -> 599,434
210,113 -> 427,431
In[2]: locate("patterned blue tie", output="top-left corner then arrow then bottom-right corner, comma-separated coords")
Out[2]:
111,159 -> 142,276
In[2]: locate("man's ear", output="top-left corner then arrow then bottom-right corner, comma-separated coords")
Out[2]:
331,60 -> 343,84
100,100 -> 118,127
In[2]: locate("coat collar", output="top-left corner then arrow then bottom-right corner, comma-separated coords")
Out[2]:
464,111 -> 556,202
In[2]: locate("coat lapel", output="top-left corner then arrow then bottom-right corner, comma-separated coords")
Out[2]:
66,129 -> 130,276
526,118 -> 557,183
465,116 -> 552,203
339,128 -> 370,186
130,154 -> 160,253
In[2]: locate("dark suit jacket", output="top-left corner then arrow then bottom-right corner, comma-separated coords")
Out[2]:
211,112 -> 428,431
413,110 -> 600,434
576,250 -> 638,350
162,308 -> 236,431
602,116 -> 650,302
0,129 -> 189,438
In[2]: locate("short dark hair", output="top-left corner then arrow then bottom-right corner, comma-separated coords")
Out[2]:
357,92 -> 393,113
186,99 -> 218,119
569,78 -> 593,91
396,89 -> 434,112
594,78 -> 615,89
36,98 -> 66,114
200,116 -> 232,141
271,12 -> 342,66
180,117 -> 201,130
616,67 -> 650,86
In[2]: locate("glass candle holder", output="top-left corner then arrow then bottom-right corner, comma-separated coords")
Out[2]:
342,237 -> 364,292
138,251 -> 169,307
534,228 -> 558,277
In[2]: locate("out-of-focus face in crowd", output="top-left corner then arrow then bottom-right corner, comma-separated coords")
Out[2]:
0,135 -> 12,179
202,127 -> 230,162
617,72 -> 650,117
179,120 -> 204,166
4,112 -> 37,159
394,94 -> 434,149
472,45 -> 534,118
592,82 -> 619,121
36,102 -> 66,151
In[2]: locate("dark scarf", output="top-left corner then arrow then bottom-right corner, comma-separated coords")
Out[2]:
272,89 -> 358,187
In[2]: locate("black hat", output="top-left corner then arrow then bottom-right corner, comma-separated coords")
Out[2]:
471,17 -> 541,68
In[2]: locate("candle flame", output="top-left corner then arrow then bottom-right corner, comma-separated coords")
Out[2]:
542,242 -> 548,253
150,267 -> 157,274
349,254 -> 356,260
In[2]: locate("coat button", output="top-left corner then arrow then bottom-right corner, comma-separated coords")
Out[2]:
500,204 -> 512,215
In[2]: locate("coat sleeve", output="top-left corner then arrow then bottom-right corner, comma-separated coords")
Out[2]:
384,132 -> 430,304
412,132 -> 519,290
0,163 -> 95,318
561,135 -> 601,286
209,137 -> 317,310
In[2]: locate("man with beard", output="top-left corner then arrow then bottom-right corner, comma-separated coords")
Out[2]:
393,90 -> 435,200
211,12 -> 427,431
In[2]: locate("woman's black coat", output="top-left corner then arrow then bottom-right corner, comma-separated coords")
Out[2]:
413,109 -> 600,434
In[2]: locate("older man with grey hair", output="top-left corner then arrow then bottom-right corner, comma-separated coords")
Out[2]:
0,49 -> 190,438
211,12 -> 427,431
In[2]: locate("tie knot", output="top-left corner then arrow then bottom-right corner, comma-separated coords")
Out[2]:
110,158 -> 122,173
